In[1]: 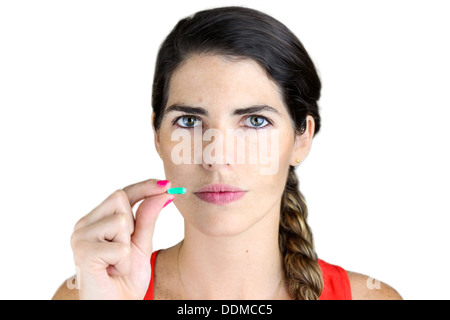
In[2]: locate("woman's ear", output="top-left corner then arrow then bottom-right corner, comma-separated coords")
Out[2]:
292,115 -> 315,166
152,112 -> 162,158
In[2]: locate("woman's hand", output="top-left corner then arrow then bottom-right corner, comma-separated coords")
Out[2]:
70,179 -> 173,299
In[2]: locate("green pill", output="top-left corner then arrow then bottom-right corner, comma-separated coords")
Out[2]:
167,187 -> 186,195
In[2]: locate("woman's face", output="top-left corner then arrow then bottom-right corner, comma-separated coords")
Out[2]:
154,54 -> 314,237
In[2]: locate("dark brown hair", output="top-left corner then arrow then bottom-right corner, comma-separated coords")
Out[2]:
152,6 -> 323,299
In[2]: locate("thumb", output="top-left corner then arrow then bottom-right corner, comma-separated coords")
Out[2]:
131,193 -> 175,256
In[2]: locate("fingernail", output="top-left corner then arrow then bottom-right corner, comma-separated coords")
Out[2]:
157,180 -> 170,187
163,197 -> 174,208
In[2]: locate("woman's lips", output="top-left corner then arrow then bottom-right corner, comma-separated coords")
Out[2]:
194,191 -> 247,205
194,184 -> 247,205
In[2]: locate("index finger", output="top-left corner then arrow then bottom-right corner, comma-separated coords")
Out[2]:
122,179 -> 171,209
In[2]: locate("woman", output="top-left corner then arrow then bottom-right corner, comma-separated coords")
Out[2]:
53,6 -> 402,300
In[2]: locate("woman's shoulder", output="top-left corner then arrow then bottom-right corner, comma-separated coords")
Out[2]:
345,269 -> 403,300
52,275 -> 80,300
318,259 -> 402,300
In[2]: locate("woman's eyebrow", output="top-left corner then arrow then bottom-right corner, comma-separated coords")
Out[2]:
231,105 -> 281,117
165,104 -> 281,117
165,104 -> 208,116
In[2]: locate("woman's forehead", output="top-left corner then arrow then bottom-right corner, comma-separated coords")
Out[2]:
166,55 -> 286,115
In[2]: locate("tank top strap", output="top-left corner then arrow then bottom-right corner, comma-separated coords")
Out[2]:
318,258 -> 352,300
143,250 -> 160,300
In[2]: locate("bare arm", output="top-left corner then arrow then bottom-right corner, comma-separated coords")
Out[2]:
52,275 -> 80,300
347,270 -> 403,300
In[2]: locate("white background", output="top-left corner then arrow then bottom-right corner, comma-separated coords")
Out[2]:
1,0 -> 449,300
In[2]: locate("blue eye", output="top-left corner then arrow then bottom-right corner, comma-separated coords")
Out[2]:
174,115 -> 200,128
172,114 -> 273,129
245,115 -> 272,129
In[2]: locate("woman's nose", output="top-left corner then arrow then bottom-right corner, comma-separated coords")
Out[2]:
202,161 -> 231,171
200,127 -> 235,171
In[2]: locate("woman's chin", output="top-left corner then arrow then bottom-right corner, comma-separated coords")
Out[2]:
188,212 -> 252,238
178,197 -> 271,238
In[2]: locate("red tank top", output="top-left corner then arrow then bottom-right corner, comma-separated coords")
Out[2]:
143,250 -> 352,300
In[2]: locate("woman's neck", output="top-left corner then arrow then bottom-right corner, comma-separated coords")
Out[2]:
178,208 -> 285,299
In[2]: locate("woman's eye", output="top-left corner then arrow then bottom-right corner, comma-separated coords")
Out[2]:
245,115 -> 271,129
173,115 -> 272,129
175,115 -> 200,128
